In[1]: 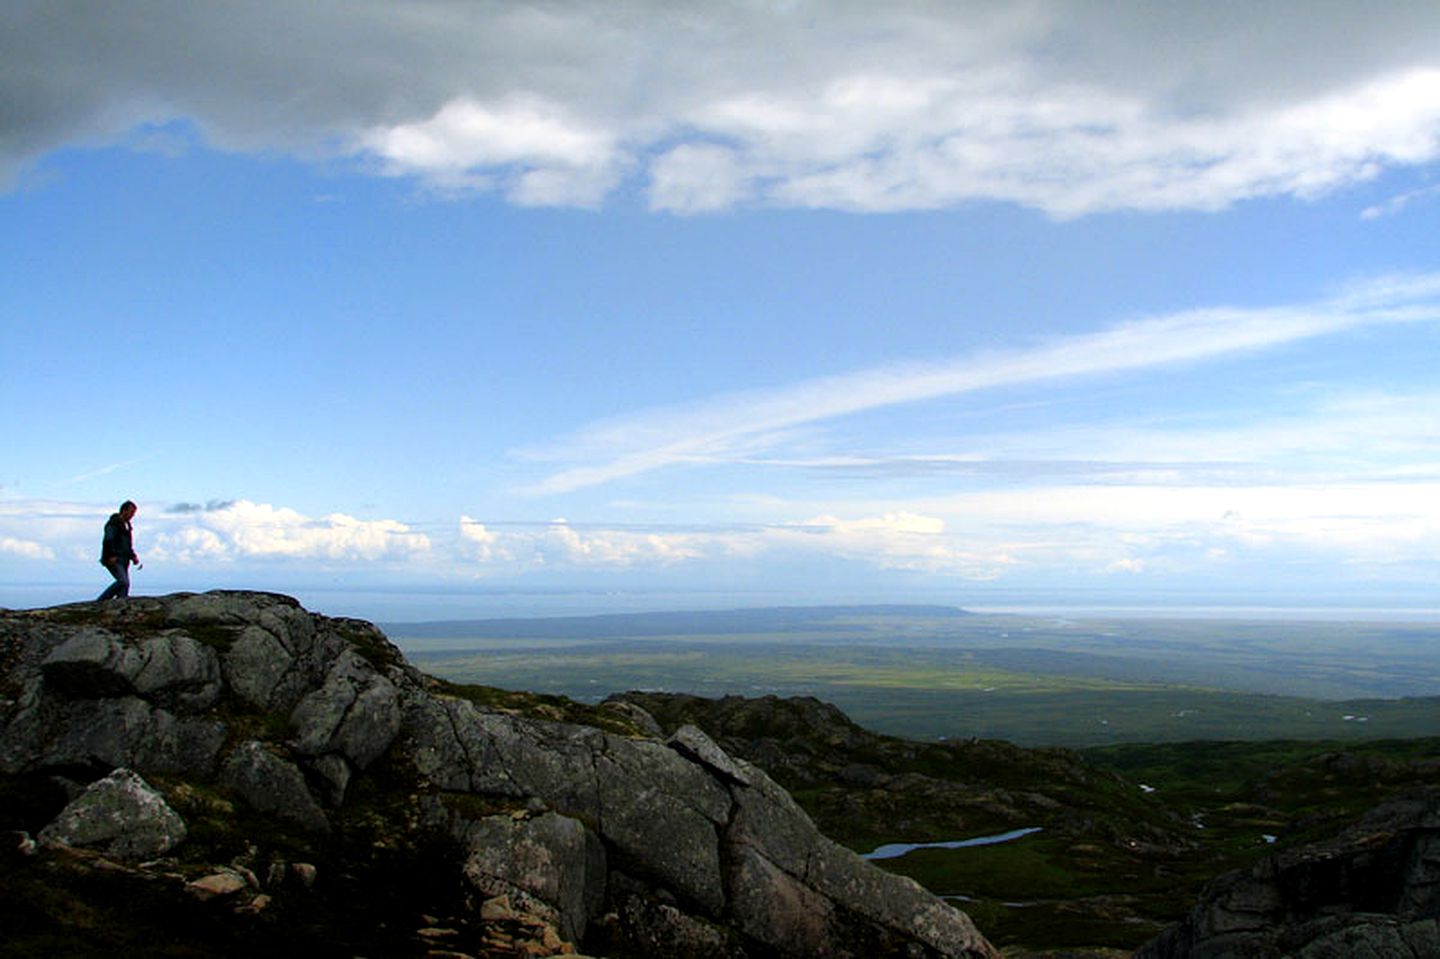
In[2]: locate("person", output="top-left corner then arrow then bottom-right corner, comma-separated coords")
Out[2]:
97,500 -> 142,601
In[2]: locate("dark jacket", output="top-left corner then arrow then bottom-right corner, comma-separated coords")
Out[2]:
100,513 -> 137,566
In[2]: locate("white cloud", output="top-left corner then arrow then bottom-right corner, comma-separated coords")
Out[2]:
67,456 -> 153,484
3,485 -> 1433,597
363,95 -> 620,204
150,527 -> 228,565
684,65 -> 1440,215
785,511 -> 1014,578
458,516 -> 510,564
540,520 -> 704,567
647,144 -> 748,214
0,536 -> 55,561
149,500 -> 431,563
445,485 -> 1440,584
451,510 -> 1020,579
470,476 -> 1431,587
0,496 -> 433,581
902,480 -> 1440,574
804,511 -> 946,537
0,499 -> 106,565
6,3 -> 1440,213
458,517 -> 713,572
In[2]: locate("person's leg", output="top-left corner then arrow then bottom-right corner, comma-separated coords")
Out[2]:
97,561 -> 129,601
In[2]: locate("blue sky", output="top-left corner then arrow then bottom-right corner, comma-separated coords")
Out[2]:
3,2 -> 1440,620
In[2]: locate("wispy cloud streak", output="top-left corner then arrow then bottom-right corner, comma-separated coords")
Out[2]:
523,275 -> 1440,493
67,455 -> 154,485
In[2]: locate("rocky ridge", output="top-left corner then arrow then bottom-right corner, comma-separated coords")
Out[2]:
612,692 -> 1440,957
0,591 -> 998,958
610,691 -> 1186,852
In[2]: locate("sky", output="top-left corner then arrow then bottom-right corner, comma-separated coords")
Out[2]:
3,1 -> 1440,621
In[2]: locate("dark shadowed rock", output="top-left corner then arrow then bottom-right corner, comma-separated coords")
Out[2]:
304,752 -> 353,806
39,625 -> 229,711
1137,787 -> 1440,958
595,877 -> 749,958
219,740 -> 330,833
40,629 -> 142,697
3,692 -> 227,776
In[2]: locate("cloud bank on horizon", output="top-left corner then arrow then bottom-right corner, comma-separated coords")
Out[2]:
3,2 -> 1440,616
6,1 -> 1440,215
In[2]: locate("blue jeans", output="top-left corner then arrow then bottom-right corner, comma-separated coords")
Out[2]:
98,560 -> 130,601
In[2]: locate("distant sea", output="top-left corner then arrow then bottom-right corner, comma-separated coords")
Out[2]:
6,581 -> 1437,624
967,604 -> 1440,622
307,589 -> 1440,625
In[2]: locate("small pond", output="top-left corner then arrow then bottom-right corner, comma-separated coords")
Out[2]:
861,827 -> 1043,861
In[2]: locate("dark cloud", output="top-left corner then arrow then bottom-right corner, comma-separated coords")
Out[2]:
167,499 -> 236,514
5,2 -> 1440,209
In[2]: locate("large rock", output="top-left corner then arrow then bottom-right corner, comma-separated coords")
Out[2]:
39,629 -> 143,697
2,693 -> 227,776
219,740 -> 330,833
0,591 -> 999,959
288,649 -> 402,770
454,810 -> 605,944
593,735 -> 731,916
39,626 -> 224,709
38,767 -> 187,860
406,697 -> 998,957
127,632 -> 224,710
222,624 -> 294,710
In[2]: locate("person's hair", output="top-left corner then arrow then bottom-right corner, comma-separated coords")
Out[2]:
120,500 -> 137,512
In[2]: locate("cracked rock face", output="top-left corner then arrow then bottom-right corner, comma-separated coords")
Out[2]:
1,592 -> 414,818
0,591 -> 999,958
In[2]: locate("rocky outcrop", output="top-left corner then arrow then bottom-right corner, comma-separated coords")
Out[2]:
37,766 -> 187,860
0,591 -> 998,958
1136,787 -> 1440,958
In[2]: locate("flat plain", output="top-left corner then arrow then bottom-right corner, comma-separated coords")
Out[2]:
390,606 -> 1440,747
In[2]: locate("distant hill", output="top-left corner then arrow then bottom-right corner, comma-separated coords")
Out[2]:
382,603 -> 971,639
